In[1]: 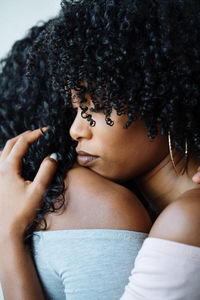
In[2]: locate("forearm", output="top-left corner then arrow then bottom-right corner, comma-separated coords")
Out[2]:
0,234 -> 45,300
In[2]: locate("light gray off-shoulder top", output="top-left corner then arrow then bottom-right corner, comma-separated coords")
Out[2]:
32,229 -> 147,300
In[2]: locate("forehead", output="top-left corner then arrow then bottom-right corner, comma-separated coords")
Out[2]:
68,80 -> 129,128
71,88 -> 93,107
70,80 -> 105,109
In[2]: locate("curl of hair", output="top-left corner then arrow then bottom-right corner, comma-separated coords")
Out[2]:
27,0 -> 200,158
0,20 -> 76,248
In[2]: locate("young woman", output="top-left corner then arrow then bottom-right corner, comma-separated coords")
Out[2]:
0,0 -> 200,299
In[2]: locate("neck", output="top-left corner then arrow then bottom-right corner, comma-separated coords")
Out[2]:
136,150 -> 199,214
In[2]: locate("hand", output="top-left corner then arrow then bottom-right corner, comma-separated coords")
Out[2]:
0,129 -> 57,239
192,167 -> 200,184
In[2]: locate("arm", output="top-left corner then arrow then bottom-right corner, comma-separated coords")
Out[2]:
0,235 -> 45,300
149,188 -> 200,246
0,129 -> 57,300
121,188 -> 200,300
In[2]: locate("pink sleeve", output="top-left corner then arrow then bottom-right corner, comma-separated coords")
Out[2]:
120,237 -> 200,300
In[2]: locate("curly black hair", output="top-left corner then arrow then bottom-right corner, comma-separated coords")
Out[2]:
0,19 -> 76,245
28,0 -> 200,151
1,0 -> 200,244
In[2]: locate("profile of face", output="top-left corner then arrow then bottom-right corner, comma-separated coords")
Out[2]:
69,90 -> 169,182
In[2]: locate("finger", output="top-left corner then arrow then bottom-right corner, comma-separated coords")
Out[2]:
7,128 -> 48,165
192,172 -> 200,184
0,130 -> 31,161
31,153 -> 58,196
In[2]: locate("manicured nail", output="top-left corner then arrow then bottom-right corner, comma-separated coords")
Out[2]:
40,127 -> 48,135
50,153 -> 58,162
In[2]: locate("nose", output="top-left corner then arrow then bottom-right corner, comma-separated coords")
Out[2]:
69,109 -> 92,141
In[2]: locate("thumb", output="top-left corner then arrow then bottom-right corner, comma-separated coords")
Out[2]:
32,153 -> 58,194
192,167 -> 200,184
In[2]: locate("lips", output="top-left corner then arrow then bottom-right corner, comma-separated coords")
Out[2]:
76,150 -> 99,167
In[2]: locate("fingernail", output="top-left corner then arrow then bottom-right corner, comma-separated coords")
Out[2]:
50,153 -> 58,162
40,127 -> 48,135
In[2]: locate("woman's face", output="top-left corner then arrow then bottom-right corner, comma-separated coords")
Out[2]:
69,91 -> 169,182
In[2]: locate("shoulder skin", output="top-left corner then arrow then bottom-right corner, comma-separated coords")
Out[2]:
149,188 -> 200,247
45,165 -> 152,233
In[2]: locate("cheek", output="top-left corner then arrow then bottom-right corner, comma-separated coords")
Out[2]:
91,128 -> 137,181
91,122 -> 168,182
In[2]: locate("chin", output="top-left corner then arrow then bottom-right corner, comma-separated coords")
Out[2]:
89,166 -> 113,180
89,166 -> 128,183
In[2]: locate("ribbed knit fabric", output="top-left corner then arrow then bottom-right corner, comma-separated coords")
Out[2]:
32,229 -> 147,300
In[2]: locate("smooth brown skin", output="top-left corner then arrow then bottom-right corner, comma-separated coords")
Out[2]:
45,165 -> 151,232
149,188 -> 200,246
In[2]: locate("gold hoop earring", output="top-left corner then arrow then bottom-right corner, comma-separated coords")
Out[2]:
168,130 -> 188,176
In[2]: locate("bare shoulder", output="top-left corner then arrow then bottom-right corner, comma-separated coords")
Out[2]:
149,188 -> 200,247
46,165 -> 152,233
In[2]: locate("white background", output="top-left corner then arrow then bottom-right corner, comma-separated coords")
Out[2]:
0,0 -> 61,59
